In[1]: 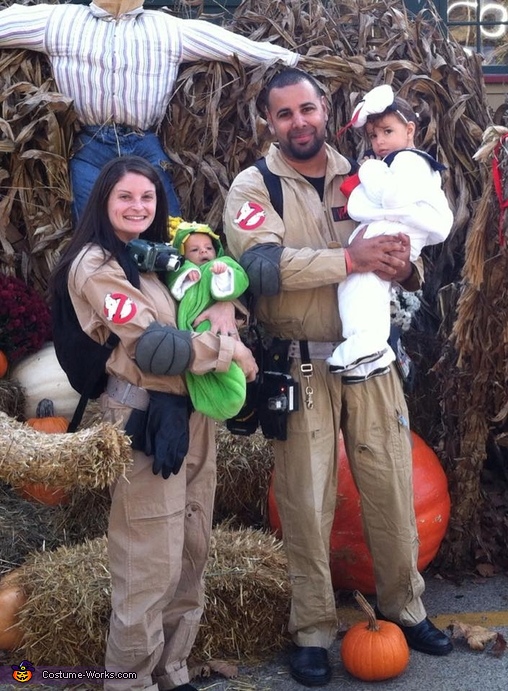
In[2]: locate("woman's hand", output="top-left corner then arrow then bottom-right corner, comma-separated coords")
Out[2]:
193,301 -> 239,338
233,340 -> 259,382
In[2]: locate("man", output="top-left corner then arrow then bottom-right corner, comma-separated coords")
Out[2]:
0,0 -> 298,220
223,68 -> 452,687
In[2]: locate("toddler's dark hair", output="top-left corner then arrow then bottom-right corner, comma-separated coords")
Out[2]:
367,95 -> 419,129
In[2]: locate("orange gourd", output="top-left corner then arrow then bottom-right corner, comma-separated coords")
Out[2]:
0,350 -> 7,377
340,591 -> 410,681
0,570 -> 26,650
17,398 -> 70,506
17,483 -> 70,506
26,398 -> 69,434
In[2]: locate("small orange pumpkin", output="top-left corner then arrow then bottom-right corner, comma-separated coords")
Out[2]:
17,398 -> 70,506
0,569 -> 26,651
26,398 -> 69,434
0,350 -> 8,377
340,591 -> 410,681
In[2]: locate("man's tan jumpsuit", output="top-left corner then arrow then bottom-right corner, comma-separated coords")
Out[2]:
69,245 -> 238,690
224,143 -> 427,649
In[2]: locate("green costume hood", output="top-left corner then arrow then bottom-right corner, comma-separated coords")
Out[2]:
170,220 -> 224,258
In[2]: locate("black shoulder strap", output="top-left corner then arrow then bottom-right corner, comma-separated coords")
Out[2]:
383,148 -> 446,172
67,248 -> 140,432
254,158 -> 283,219
344,155 -> 360,174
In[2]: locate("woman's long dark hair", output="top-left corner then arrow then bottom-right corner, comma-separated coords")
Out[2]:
49,155 -> 170,303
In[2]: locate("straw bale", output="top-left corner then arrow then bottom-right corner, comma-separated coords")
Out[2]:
0,379 -> 24,418
193,523 -> 291,661
15,537 -> 111,666
214,423 -> 273,528
9,524 -> 289,666
0,412 -> 132,489
0,481 -> 110,576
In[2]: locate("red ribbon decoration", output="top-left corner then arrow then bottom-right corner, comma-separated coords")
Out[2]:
491,132 -> 508,247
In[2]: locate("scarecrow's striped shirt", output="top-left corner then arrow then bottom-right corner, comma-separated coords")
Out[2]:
0,2 -> 298,132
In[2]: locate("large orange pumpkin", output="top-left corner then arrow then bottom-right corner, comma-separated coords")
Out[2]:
267,431 -> 450,594
0,570 -> 26,651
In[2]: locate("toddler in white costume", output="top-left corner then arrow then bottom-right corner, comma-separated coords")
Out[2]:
328,84 -> 453,381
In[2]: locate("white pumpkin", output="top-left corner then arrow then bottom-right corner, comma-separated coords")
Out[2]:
10,342 -> 80,420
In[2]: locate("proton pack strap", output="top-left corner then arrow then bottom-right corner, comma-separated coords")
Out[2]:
66,245 -> 137,433
67,330 -> 119,433
254,158 -> 283,218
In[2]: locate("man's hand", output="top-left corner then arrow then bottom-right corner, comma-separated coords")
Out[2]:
347,228 -> 412,282
193,301 -> 238,337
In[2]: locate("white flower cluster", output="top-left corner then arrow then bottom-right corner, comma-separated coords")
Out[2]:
390,287 -> 422,332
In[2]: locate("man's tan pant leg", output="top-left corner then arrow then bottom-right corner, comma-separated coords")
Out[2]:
273,361 -> 343,648
340,365 -> 426,625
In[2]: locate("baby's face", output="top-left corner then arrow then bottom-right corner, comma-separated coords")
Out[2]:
365,112 -> 415,159
184,233 -> 217,265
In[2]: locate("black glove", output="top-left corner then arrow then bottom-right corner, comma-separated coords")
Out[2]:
144,391 -> 191,479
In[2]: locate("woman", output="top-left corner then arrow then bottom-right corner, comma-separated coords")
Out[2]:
50,156 -> 257,691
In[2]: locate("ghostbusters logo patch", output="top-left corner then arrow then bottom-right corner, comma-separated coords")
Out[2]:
104,293 -> 137,324
234,201 -> 266,231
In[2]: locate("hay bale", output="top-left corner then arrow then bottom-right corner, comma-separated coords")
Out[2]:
10,525 -> 290,666
214,423 -> 274,527
193,522 -> 290,661
0,412 -> 132,489
15,537 -> 110,667
0,482 -> 110,576
0,380 -> 24,419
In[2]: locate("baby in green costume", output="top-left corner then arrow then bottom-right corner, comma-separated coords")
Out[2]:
167,220 -> 250,420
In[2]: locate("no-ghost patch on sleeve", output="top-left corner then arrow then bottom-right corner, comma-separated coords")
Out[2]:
234,201 -> 266,230
103,293 -> 137,324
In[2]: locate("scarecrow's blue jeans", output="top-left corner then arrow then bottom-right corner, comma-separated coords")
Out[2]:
69,125 -> 181,223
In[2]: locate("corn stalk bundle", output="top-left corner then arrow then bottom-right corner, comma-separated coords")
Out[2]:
0,412 -> 132,489
11,525 -> 289,666
434,127 -> 508,571
0,34 -> 76,293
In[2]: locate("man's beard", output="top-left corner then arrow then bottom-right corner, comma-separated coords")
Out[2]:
282,129 -> 326,161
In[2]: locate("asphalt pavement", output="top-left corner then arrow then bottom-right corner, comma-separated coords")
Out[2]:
1,571 -> 507,690
198,570 -> 508,691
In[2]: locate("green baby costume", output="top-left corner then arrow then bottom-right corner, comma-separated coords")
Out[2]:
167,222 -> 249,421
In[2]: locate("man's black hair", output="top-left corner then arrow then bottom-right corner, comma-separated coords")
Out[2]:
261,68 -> 325,111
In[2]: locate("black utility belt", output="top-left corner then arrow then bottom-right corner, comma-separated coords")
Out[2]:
226,332 -> 299,441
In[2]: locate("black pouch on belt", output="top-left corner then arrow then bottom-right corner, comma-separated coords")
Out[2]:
125,391 -> 191,479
